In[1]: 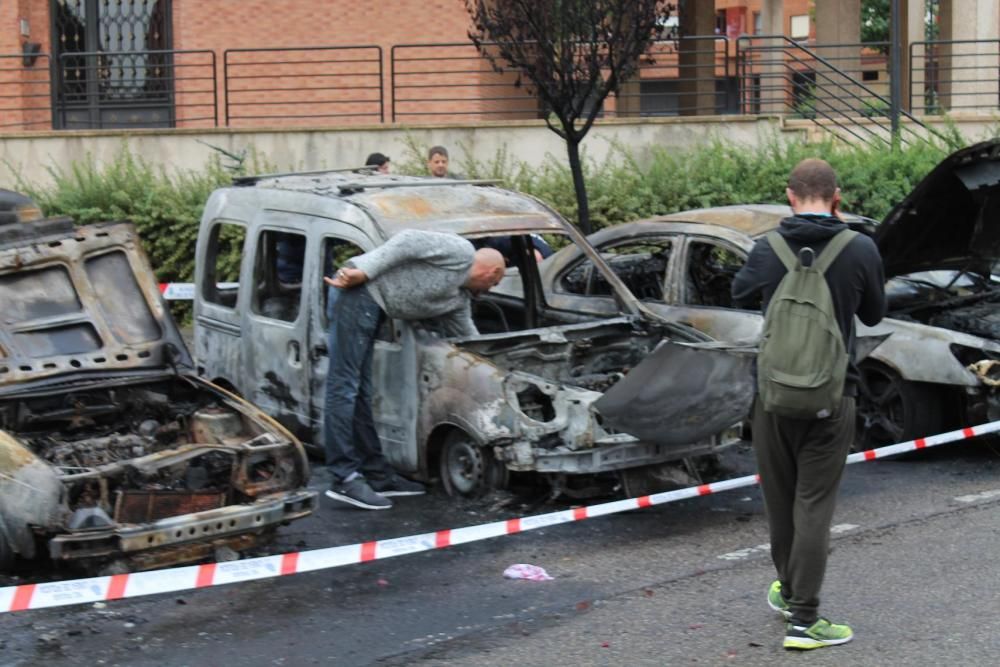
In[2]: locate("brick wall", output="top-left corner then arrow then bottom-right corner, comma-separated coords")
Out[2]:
1,0 -> 52,130
0,0 -> 826,132
175,0 -> 475,126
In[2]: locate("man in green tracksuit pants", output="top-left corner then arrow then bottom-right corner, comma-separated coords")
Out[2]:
732,159 -> 886,650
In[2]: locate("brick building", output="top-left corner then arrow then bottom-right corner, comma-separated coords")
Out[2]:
0,1 -> 995,132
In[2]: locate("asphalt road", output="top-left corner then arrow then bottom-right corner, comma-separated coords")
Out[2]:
2,439 -> 1000,666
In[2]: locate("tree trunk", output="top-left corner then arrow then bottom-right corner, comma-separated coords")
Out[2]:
565,137 -> 591,235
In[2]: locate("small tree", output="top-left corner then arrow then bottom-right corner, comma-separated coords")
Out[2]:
466,0 -> 674,234
861,0 -> 890,54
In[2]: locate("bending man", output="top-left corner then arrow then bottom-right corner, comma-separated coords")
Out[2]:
323,229 -> 506,510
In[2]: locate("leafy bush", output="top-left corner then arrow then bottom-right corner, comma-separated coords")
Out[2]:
14,129 -> 971,295
12,142 -> 271,322
399,129 -> 965,231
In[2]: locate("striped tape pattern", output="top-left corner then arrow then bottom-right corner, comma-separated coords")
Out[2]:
3,419 -> 1000,614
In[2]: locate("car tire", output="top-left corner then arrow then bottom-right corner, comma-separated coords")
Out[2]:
855,362 -> 945,451
439,431 -> 507,498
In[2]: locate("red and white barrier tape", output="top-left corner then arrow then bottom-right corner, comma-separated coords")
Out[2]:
3,419 -> 1000,614
158,283 -> 237,300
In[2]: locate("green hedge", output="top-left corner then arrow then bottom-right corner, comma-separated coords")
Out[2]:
14,128 -> 971,290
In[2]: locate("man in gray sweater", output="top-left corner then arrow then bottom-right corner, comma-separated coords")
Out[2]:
322,229 -> 506,509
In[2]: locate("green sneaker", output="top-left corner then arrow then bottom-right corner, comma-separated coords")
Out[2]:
784,618 -> 854,650
767,580 -> 792,619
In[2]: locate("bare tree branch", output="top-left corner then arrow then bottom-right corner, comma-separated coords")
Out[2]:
466,0 -> 673,233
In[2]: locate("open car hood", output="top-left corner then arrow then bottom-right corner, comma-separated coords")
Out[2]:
0,218 -> 193,388
595,340 -> 755,445
878,140 -> 1000,278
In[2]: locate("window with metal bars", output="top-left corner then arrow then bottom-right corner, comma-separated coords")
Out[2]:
51,0 -> 173,128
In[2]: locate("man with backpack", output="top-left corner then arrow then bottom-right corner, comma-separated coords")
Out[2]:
732,158 -> 886,650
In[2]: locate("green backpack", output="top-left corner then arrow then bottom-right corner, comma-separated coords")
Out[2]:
757,229 -> 857,419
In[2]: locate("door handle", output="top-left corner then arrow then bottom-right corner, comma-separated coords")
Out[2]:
311,344 -> 328,361
288,340 -> 301,365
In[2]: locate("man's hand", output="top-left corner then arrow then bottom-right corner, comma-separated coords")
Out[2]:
324,267 -> 368,289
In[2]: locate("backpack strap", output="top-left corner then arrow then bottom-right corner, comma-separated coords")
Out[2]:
813,229 -> 858,274
765,231 -> 798,272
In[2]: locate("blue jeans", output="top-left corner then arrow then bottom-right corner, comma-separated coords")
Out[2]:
323,286 -> 393,482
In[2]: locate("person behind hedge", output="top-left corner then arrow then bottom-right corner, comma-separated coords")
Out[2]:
426,145 -> 463,179
365,152 -> 390,174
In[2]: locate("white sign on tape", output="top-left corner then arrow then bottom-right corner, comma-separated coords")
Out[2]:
159,283 -> 238,300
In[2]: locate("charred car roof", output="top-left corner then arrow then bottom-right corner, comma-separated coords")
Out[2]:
0,189 -> 43,226
237,172 -> 567,237
655,204 -> 872,235
0,219 -> 193,390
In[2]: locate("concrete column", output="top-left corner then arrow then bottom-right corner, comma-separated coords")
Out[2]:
814,0 -> 862,116
757,0 -> 785,114
938,0 -> 1000,113
678,0 -> 715,116
901,0 -> 927,113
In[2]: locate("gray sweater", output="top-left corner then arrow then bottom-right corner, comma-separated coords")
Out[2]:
347,229 -> 478,338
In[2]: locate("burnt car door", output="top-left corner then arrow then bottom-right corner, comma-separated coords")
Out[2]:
241,213 -> 313,441
670,234 -> 762,344
544,236 -> 678,317
305,227 -> 419,466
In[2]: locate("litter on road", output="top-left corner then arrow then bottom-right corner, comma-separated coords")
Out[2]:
503,564 -> 554,581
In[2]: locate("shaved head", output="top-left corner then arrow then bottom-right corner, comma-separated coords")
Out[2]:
466,248 -> 506,293
786,158 -> 842,215
788,158 -> 838,202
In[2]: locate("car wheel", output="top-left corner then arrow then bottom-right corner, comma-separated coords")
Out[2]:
855,362 -> 944,451
439,431 -> 507,497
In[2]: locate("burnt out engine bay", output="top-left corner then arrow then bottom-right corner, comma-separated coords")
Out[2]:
1,377 -> 306,542
887,273 -> 1000,339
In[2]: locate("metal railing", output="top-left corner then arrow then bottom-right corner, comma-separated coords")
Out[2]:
616,36 -> 733,117
390,42 -> 538,122
1,38 -> 999,134
910,38 -> 1000,115
737,35 -> 931,147
224,46 -> 383,126
391,37 -> 733,122
53,49 -> 216,129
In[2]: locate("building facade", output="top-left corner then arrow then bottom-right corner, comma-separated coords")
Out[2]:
0,1 -> 995,132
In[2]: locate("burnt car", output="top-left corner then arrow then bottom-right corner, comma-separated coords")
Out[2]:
514,140 -> 1000,449
0,213 -> 315,573
193,173 -> 753,499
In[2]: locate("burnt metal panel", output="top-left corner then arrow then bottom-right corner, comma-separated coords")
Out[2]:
114,489 -> 226,523
595,341 -> 755,446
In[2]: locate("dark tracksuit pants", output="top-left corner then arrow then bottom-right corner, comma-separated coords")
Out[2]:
752,396 -> 855,625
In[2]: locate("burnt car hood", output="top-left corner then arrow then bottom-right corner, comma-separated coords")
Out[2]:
878,140 -> 1000,277
595,339 -> 755,446
0,218 -> 193,390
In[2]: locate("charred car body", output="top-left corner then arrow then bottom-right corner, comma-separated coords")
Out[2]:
193,174 -> 752,498
515,141 -> 1000,448
0,215 -> 315,573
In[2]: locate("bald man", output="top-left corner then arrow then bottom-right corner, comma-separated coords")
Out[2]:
321,230 -> 505,510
